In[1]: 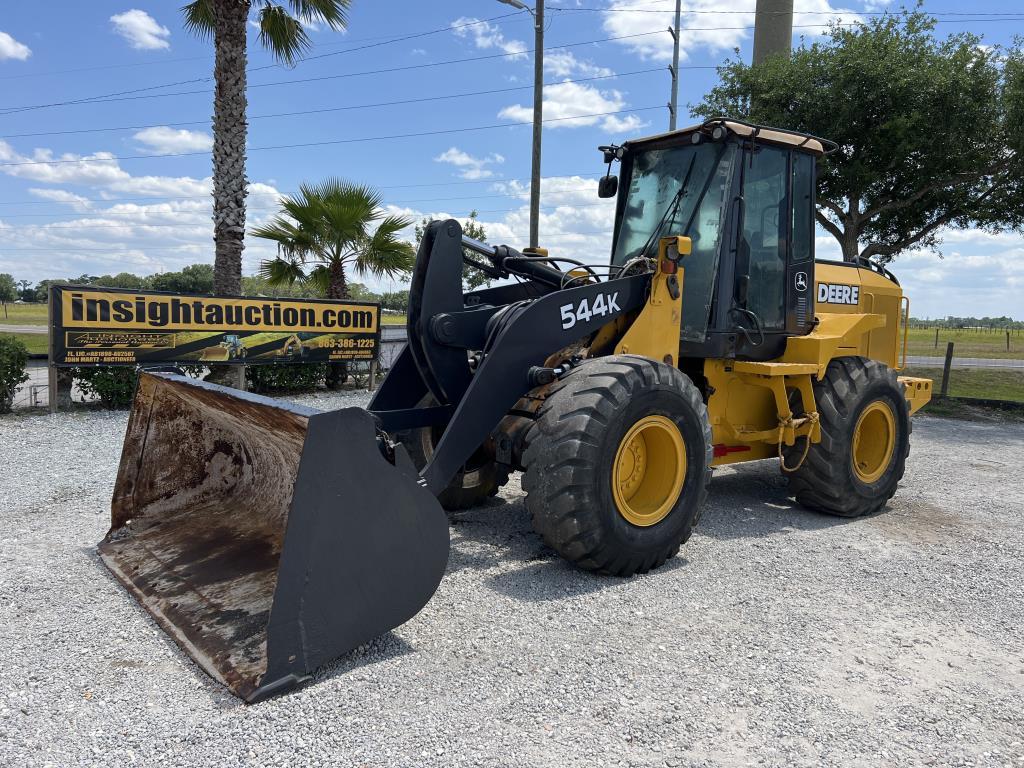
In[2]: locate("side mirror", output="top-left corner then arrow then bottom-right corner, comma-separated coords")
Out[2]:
598,175 -> 618,199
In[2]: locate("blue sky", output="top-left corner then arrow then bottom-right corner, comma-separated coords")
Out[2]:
0,0 -> 1021,319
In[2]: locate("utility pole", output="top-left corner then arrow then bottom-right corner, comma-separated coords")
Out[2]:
497,0 -> 544,249
668,0 -> 681,130
529,0 -> 544,249
752,0 -> 794,65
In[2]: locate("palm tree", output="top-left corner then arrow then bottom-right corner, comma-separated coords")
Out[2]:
254,178 -> 415,299
181,0 -> 351,297
254,179 -> 415,387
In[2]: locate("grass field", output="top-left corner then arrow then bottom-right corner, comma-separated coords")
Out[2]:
0,331 -> 47,355
0,303 -> 47,325
905,327 -> 1024,360
902,366 -> 1024,403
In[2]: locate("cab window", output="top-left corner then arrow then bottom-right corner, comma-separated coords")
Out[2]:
738,146 -> 788,330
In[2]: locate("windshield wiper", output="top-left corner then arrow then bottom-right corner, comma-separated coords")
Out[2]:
638,153 -> 697,260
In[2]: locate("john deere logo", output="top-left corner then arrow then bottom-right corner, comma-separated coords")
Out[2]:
795,272 -> 808,291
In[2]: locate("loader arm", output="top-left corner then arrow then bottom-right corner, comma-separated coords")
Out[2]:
418,273 -> 650,495
369,219 -> 652,495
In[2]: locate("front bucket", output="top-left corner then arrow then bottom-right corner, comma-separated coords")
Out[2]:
98,372 -> 449,702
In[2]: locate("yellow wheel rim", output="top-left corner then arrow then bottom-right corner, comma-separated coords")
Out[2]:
851,400 -> 897,484
612,415 -> 686,527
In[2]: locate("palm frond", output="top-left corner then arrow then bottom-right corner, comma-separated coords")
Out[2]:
256,179 -> 412,294
305,264 -> 332,295
256,4 -> 312,66
352,215 -> 416,279
251,216 -> 320,261
180,0 -> 215,40
259,257 -> 307,287
286,0 -> 351,30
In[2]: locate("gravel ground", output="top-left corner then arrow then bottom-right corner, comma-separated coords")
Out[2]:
1,393 -> 1023,768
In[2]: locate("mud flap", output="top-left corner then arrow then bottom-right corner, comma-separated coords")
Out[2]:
98,373 -> 449,702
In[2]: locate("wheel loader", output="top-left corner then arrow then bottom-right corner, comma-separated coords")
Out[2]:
98,118 -> 932,702
198,333 -> 247,362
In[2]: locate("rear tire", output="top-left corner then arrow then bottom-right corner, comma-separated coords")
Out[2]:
522,355 -> 712,576
398,395 -> 510,511
786,357 -> 910,517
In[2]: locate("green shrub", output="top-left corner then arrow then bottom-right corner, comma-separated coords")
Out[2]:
246,363 -> 327,393
0,336 -> 30,413
73,367 -> 138,408
73,364 -> 205,408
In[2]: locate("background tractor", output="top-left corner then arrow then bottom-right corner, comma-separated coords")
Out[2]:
274,333 -> 310,361
98,118 -> 931,701
198,333 -> 247,362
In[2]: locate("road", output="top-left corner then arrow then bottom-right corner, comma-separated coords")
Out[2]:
0,324 -> 46,334
906,355 -> 1024,370
6,323 -> 1022,369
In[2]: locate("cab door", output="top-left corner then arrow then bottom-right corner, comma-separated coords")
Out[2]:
730,145 -> 816,360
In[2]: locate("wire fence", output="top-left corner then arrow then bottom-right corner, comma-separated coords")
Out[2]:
9,325 -> 1023,410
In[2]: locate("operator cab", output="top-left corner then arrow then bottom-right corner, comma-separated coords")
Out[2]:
604,118 -> 834,361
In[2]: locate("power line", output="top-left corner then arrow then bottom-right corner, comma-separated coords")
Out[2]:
0,14 -> 526,114
0,69 -> 662,141
550,5 -> 1024,16
5,14 -> 1018,116
0,171 -> 607,207
0,201 -> 616,232
0,225 -> 622,252
0,14 -> 531,82
0,107 -> 663,168
0,189 -> 610,218
1,6 -> 1010,84
0,27 -> 671,116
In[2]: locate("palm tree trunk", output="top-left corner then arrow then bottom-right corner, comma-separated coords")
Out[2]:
211,0 -> 249,296
325,259 -> 349,389
327,260 -> 349,300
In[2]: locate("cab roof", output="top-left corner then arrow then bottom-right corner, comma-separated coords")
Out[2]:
624,117 -> 836,157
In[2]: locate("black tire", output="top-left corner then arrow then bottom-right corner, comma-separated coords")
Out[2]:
398,395 -> 511,511
522,355 -> 713,577
786,356 -> 910,517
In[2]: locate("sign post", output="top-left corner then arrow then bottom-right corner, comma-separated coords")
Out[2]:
47,285 -> 57,414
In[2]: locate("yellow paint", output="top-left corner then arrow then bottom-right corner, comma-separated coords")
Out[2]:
807,264 -> 903,368
586,258 -> 931,470
781,311 -> 887,379
612,415 -> 686,527
898,376 -> 932,415
614,236 -> 690,364
852,401 -> 896,483
704,359 -> 821,466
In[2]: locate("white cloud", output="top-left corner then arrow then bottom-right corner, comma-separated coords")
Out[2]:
0,31 -> 31,61
0,140 -> 289,282
499,81 -> 646,134
434,147 -> 505,180
133,127 -> 213,155
811,224 -> 1024,319
110,10 -> 171,51
601,0 -> 861,64
0,140 -> 217,197
29,189 -> 94,213
603,113 -> 648,133
545,51 -> 613,78
452,17 -> 527,60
